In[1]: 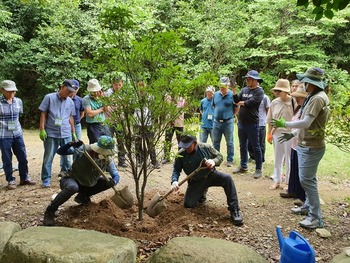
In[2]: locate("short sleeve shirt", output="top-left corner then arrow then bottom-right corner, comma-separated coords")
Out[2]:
72,95 -> 84,123
38,92 -> 75,138
0,96 -> 23,139
82,94 -> 106,124
298,91 -> 330,148
212,90 -> 235,120
200,97 -> 214,129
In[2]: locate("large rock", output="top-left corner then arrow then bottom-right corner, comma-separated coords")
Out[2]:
330,247 -> 350,263
147,236 -> 268,263
0,222 -> 22,259
1,226 -> 137,263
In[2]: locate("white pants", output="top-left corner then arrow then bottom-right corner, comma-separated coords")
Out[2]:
272,130 -> 291,183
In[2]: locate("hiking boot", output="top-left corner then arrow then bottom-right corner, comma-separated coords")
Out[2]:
19,179 -> 36,186
43,207 -> 56,226
253,169 -> 262,179
233,167 -> 248,174
230,209 -> 244,226
7,180 -> 17,190
291,206 -> 308,215
226,161 -> 233,167
74,194 -> 91,205
299,217 -> 324,229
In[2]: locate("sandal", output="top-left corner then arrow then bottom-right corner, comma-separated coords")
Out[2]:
269,183 -> 280,190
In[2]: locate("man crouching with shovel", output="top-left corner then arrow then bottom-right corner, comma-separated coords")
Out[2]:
171,134 -> 243,226
43,135 -> 120,226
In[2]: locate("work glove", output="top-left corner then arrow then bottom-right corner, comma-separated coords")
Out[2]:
205,159 -> 215,169
39,130 -> 47,141
278,132 -> 294,143
267,133 -> 273,144
72,132 -> 78,142
71,140 -> 83,148
106,177 -> 116,188
271,117 -> 286,128
171,181 -> 179,191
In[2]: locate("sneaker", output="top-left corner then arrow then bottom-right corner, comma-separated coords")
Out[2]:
7,180 -> 17,190
233,167 -> 248,174
118,162 -> 128,168
253,169 -> 262,179
291,206 -> 308,215
226,161 -> 233,167
19,179 -> 36,186
43,207 -> 56,226
74,194 -> 91,205
230,209 -> 244,226
162,159 -> 170,165
299,217 -> 324,229
41,182 -> 51,188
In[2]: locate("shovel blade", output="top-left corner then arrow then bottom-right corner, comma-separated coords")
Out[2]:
146,192 -> 167,217
110,186 -> 134,209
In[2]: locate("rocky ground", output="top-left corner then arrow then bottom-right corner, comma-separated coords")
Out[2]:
0,130 -> 349,262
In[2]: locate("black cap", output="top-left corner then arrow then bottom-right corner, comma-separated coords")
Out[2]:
178,135 -> 197,149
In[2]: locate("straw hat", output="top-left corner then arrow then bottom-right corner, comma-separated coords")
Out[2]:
291,85 -> 308,98
271,79 -> 290,93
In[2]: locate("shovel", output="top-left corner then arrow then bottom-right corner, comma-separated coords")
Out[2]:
146,158 -> 209,217
82,149 -> 134,209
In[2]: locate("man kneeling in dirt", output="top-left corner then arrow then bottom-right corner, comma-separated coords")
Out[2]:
171,135 -> 243,226
43,135 -> 120,226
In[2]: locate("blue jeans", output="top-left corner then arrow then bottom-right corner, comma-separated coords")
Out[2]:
212,120 -> 234,162
199,127 -> 213,143
297,146 -> 325,220
0,136 -> 29,182
41,137 -> 72,184
237,123 -> 262,170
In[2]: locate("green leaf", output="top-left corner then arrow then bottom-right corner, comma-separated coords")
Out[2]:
315,12 -> 324,20
324,9 -> 334,19
313,0 -> 322,6
338,0 -> 350,10
312,6 -> 324,14
297,0 -> 309,6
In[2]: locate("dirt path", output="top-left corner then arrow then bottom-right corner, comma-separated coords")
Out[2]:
0,130 -> 349,262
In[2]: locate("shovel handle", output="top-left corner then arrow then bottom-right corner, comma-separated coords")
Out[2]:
82,149 -> 120,195
160,158 -> 210,201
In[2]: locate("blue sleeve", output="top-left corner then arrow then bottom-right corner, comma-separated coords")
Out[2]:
171,158 -> 182,184
107,159 -> 120,184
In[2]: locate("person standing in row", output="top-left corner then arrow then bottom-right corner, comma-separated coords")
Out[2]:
232,70 -> 264,179
0,80 -> 36,189
82,79 -> 110,144
212,77 -> 237,167
105,78 -> 127,167
267,79 -> 294,190
69,79 -> 84,161
38,79 -> 77,188
273,67 -> 330,229
248,93 -> 270,163
199,86 -> 215,143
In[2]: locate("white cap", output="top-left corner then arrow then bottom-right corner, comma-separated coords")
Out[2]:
206,86 -> 215,93
1,80 -> 18,91
87,79 -> 102,92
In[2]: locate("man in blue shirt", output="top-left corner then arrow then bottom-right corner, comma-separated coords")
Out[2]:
0,80 -> 36,189
199,86 -> 215,143
212,77 -> 237,167
38,79 -> 77,188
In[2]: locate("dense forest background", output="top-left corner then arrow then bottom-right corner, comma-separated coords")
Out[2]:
0,0 -> 349,150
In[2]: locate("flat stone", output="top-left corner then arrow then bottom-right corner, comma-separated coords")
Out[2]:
316,228 -> 331,238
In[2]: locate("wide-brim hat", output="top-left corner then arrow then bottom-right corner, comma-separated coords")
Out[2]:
178,134 -> 197,149
87,79 -> 102,92
291,86 -> 308,98
90,135 -> 116,156
296,67 -> 326,90
1,80 -> 18,91
270,79 -> 290,93
243,70 -> 263,83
